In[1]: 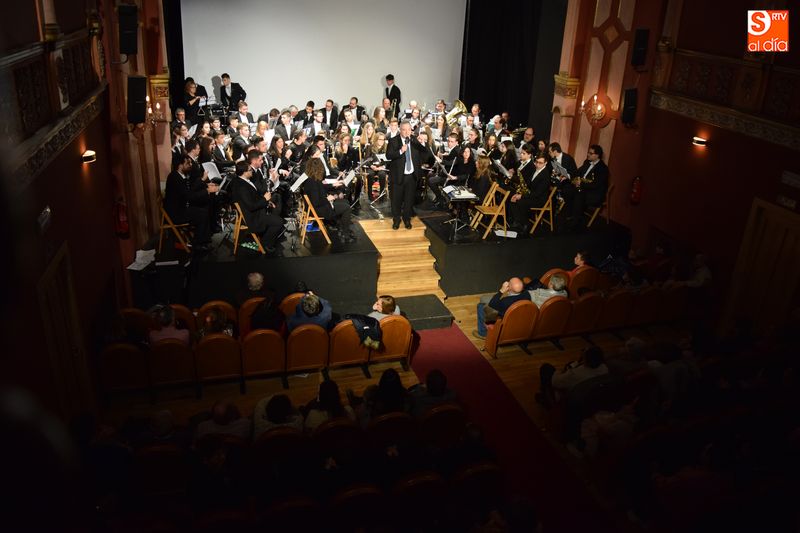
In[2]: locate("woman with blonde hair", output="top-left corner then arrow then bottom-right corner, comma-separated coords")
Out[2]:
365,131 -> 389,199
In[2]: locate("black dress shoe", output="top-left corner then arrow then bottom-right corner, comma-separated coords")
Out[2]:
392,222 -> 400,230
404,222 -> 413,229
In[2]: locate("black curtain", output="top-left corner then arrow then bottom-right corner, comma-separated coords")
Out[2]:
460,0 -> 566,140
161,0 -> 185,118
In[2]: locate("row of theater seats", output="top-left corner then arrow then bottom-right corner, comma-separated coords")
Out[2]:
486,267 -> 689,357
102,314 -> 413,396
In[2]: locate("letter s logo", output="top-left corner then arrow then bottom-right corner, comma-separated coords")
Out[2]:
748,10 -> 771,36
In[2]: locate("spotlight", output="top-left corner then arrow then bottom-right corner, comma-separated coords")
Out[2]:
691,136 -> 707,146
82,150 -> 97,163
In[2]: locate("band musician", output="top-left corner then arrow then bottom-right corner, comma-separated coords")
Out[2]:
386,120 -> 434,230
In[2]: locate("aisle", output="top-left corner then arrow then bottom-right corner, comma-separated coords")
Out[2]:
358,216 -> 445,300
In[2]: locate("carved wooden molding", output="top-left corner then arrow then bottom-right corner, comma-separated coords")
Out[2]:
553,73 -> 581,98
9,84 -> 107,192
650,89 -> 800,152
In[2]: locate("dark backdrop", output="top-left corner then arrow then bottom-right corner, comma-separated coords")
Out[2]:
162,0 -> 185,116
460,0 -> 566,140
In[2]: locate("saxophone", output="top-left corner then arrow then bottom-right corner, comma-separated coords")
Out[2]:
514,160 -> 530,196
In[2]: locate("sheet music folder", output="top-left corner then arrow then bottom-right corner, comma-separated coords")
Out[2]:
290,173 -> 309,192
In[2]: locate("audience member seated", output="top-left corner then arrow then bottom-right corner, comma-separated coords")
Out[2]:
536,346 -> 609,406
235,272 -> 272,307
473,277 -> 531,340
287,292 -> 334,332
408,369 -> 457,418
665,253 -> 712,289
252,394 -> 303,439
368,295 -> 402,320
250,294 -> 285,333
147,304 -> 190,345
528,274 -> 568,308
568,250 -> 591,279
303,380 -> 356,432
354,368 -> 410,427
194,401 -> 251,441
199,306 -> 235,338
131,409 -> 189,449
605,337 -> 649,375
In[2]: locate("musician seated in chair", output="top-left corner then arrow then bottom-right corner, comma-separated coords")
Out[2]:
164,155 -> 218,251
508,147 -> 551,233
365,132 -> 389,199
470,155 -> 496,203
428,133 -> 462,208
564,144 -> 609,229
303,157 -> 355,243
334,133 -> 362,212
229,161 -> 284,253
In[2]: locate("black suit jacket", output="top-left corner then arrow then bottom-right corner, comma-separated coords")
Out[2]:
526,163 -> 551,207
307,122 -> 330,138
230,177 -> 272,233
558,152 -> 579,179
164,170 -> 210,222
274,123 -> 295,141
302,178 -> 334,220
296,110 -> 315,126
339,105 -> 366,122
220,82 -> 247,110
386,135 -> 434,186
212,145 -> 233,168
576,159 -> 609,206
232,137 -> 251,161
321,107 -> 338,130
385,85 -> 401,112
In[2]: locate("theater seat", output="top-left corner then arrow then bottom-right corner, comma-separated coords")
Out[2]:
330,484 -> 387,531
369,315 -> 412,369
241,330 -> 285,388
286,324 -> 328,376
594,290 -> 634,332
100,343 -> 148,394
392,471 -> 448,529
568,266 -> 599,298
419,403 -> 466,450
628,286 -> 664,327
148,339 -> 196,389
483,300 -> 538,358
313,417 -> 366,469
328,319 -> 370,375
367,412 -> 419,452
197,300 -> 237,331
119,308 -> 155,340
170,304 -> 197,337
565,293 -> 603,336
529,296 -> 571,347
452,462 -> 504,515
540,268 -> 569,287
279,292 -> 305,318
659,285 -> 689,323
261,497 -> 321,531
195,333 -> 242,391
238,297 -> 265,338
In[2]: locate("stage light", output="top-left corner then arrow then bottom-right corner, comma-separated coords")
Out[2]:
691,136 -> 707,146
82,149 -> 97,163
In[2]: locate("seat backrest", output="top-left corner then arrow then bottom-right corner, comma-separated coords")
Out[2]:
531,296 -> 571,339
253,427 -> 308,466
453,461 -> 504,509
330,484 -> 386,530
133,444 -> 188,495
195,333 -> 241,381
286,324 -> 328,372
659,285 -> 689,322
197,300 -> 238,328
101,343 -> 148,392
262,497 -> 321,531
479,182 -> 498,206
238,297 -> 265,338
120,308 -> 155,339
540,268 -> 569,287
595,290 -> 634,330
392,471 -> 447,526
371,315 -> 412,362
419,403 -> 466,450
367,412 -> 418,449
313,417 -> 366,466
494,185 -> 511,208
484,300 -> 538,357
565,293 -> 603,335
628,286 -> 664,326
279,292 -> 305,318
329,319 -> 370,367
233,202 -> 247,227
170,304 -> 197,337
148,339 -> 196,387
568,266 -> 599,298
241,329 -> 285,376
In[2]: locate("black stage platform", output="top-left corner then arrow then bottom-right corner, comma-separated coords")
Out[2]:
420,210 -> 631,296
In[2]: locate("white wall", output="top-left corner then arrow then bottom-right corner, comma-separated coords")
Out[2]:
181,0 -> 466,116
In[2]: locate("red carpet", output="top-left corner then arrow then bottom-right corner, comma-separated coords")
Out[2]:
413,324 -> 617,533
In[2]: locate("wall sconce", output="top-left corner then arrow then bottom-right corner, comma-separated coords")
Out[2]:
82,149 -> 97,163
579,94 -> 606,123
692,136 -> 707,146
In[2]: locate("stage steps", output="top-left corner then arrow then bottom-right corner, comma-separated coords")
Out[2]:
358,217 -> 445,300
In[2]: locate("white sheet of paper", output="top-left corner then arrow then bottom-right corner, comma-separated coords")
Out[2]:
376,153 -> 388,162
500,136 -> 513,143
188,124 -> 198,137
202,162 -> 222,180
343,170 -> 356,186
493,160 -> 511,178
443,185 -> 455,193
290,173 -> 310,192
264,129 -> 275,147
322,178 -> 338,185
274,158 -> 282,169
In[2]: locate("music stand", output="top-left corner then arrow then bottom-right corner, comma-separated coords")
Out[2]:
442,185 -> 478,241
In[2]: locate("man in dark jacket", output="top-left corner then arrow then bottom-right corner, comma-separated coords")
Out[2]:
473,277 -> 531,339
229,162 -> 284,253
163,154 -> 218,249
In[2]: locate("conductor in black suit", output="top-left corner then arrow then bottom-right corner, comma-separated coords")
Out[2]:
386,120 -> 434,229
229,161 -> 284,253
384,74 -> 401,118
163,155 -> 219,249
220,73 -> 247,111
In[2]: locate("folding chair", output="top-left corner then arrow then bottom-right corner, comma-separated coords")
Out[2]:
232,202 -> 265,255
470,183 -> 510,239
299,194 -> 332,245
529,186 -> 558,234
157,195 -> 192,253
585,183 -> 615,228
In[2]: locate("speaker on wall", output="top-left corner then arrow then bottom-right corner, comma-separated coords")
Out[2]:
127,76 -> 147,124
621,88 -> 638,125
631,28 -> 649,67
118,5 -> 138,55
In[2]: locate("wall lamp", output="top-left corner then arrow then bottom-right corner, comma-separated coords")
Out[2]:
691,136 -> 707,146
82,149 -> 97,163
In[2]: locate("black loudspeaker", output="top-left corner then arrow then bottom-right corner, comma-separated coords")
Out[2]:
127,76 -> 147,124
621,88 -> 638,125
118,5 -> 138,55
631,28 -> 649,67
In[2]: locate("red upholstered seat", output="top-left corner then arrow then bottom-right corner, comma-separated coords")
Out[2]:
286,324 -> 328,373
565,293 -> 603,335
329,319 -> 370,369
369,315 -> 412,367
483,300 -> 538,358
530,296 -> 571,342
238,297 -> 265,338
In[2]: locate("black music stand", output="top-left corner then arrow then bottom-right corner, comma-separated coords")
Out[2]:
443,186 -> 478,241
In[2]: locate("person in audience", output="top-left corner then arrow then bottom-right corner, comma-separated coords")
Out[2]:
473,277 -> 531,340
147,304 -> 190,345
568,250 -> 591,278
408,369 -> 456,418
252,394 -> 303,439
194,401 -> 251,441
368,295 -> 402,320
606,337 -> 649,375
199,306 -> 234,338
250,294 -> 285,333
304,380 -> 356,431
357,368 -> 410,426
537,346 -> 609,406
287,291 -> 334,332
528,274 -> 568,308
133,409 -> 188,449
666,253 -> 712,289
235,272 -> 269,306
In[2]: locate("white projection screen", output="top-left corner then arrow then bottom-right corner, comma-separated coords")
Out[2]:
181,0 -> 466,116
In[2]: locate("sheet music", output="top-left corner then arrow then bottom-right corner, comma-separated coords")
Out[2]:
500,136 -> 513,143
188,124 -> 198,137
343,170 -> 356,186
290,173 -> 309,192
202,162 -> 222,180
375,153 -> 388,162
274,157 -> 282,170
443,185 -> 455,194
493,160 -> 511,178
551,158 -> 569,178
322,178 -> 339,185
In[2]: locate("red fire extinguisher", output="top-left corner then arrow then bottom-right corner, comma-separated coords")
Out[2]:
115,197 -> 130,238
630,176 -> 642,205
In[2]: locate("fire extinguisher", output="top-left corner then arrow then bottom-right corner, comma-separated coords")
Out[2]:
115,197 -> 130,238
630,176 -> 642,205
